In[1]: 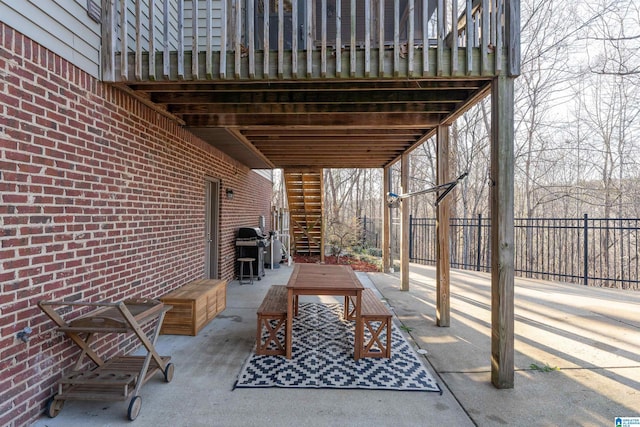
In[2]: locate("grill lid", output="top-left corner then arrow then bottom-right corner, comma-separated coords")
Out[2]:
237,227 -> 267,239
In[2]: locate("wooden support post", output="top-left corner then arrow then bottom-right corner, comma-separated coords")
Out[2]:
382,166 -> 391,272
400,153 -> 410,291
320,169 -> 325,263
100,0 -> 116,82
436,124 -> 451,327
490,74 -> 515,389
489,0 -> 519,389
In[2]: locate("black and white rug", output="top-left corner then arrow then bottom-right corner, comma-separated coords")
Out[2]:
235,302 -> 441,393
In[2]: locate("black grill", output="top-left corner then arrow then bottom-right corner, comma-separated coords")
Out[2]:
235,227 -> 269,280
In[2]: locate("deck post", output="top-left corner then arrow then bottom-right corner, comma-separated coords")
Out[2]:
382,166 -> 392,272
490,73 -> 515,389
436,124 -> 451,327
100,0 -> 116,82
400,153 -> 410,291
320,169 -> 325,263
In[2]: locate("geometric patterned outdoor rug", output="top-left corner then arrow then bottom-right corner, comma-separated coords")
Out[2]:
234,302 -> 441,393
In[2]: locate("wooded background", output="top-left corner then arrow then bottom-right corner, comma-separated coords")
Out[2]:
273,0 -> 639,262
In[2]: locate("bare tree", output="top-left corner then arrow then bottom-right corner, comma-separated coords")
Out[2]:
514,0 -> 584,218
584,0 -> 640,81
574,0 -> 640,218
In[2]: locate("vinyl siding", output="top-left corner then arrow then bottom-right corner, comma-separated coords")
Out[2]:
254,169 -> 274,181
117,0 -> 222,57
183,0 -> 223,51
0,0 -> 101,77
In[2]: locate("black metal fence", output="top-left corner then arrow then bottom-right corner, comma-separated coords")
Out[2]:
408,215 -> 639,290
358,215 -> 382,250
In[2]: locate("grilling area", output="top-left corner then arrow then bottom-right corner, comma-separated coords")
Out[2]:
235,226 -> 271,283
32,263 -> 640,426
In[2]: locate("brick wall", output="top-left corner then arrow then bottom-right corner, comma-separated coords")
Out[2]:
0,24 -> 272,427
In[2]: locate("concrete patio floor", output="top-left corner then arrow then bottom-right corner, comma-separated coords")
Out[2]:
32,263 -> 639,427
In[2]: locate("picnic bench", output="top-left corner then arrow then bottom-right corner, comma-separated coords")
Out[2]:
256,285 -> 288,356
345,288 -> 393,358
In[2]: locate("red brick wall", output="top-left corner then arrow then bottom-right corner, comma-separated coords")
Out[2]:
0,24 -> 272,427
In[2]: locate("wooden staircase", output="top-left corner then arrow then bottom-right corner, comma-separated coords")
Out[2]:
283,169 -> 323,257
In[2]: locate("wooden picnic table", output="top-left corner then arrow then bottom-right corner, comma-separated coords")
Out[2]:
285,264 -> 364,360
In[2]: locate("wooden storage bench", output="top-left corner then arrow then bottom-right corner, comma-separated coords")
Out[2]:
160,279 -> 227,336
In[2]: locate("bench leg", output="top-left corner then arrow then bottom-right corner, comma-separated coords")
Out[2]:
360,317 -> 391,358
344,296 -> 357,321
256,315 -> 286,356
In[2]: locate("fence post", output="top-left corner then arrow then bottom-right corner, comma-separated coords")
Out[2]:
583,213 -> 588,286
363,214 -> 367,247
409,214 -> 413,260
476,213 -> 483,271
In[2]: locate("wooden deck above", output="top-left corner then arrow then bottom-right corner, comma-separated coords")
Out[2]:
126,77 -> 491,169
101,0 -> 518,169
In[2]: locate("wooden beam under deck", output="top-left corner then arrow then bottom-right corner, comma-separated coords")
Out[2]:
183,113 -> 444,128
147,87 -> 478,105
116,48 -> 497,82
242,129 -> 426,137
170,103 -> 459,115
127,79 -> 489,93
126,74 -> 490,170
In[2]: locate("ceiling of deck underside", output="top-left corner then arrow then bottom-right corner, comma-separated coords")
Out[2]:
126,79 -> 491,169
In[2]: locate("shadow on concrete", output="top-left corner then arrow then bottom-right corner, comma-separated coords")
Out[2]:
369,264 -> 640,426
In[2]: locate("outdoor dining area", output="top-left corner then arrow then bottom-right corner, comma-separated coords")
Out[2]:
235,263 -> 441,391
32,261 -> 640,426
255,264 -> 392,360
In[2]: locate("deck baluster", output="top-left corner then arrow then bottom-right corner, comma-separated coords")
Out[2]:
322,0 -> 327,77
149,0 -> 156,80
248,0 -> 255,78
292,0 -> 299,77
192,0 -> 199,79
336,0 -> 342,76
451,0 -> 457,75
378,0 -> 385,76
103,0 -> 508,81
120,0 -> 128,81
177,0 -> 185,79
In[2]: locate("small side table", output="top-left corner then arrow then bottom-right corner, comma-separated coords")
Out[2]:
237,257 -> 255,285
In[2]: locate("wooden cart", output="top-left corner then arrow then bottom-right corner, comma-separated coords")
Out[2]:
38,299 -> 174,421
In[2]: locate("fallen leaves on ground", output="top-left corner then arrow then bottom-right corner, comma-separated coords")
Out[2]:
293,254 -> 381,272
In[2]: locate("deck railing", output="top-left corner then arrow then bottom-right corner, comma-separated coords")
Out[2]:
101,0 -> 519,81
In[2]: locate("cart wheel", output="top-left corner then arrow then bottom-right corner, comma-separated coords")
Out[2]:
257,276 -> 261,281
163,363 -> 175,383
127,396 -> 142,421
46,396 -> 64,418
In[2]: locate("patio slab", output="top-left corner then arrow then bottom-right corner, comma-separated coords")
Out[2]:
369,264 -> 640,427
32,262 -> 640,426
32,264 -> 471,427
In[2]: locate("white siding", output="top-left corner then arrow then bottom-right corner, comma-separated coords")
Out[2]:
0,0 -> 101,77
184,0 -> 223,51
117,0 -> 221,55
253,170 -> 274,181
